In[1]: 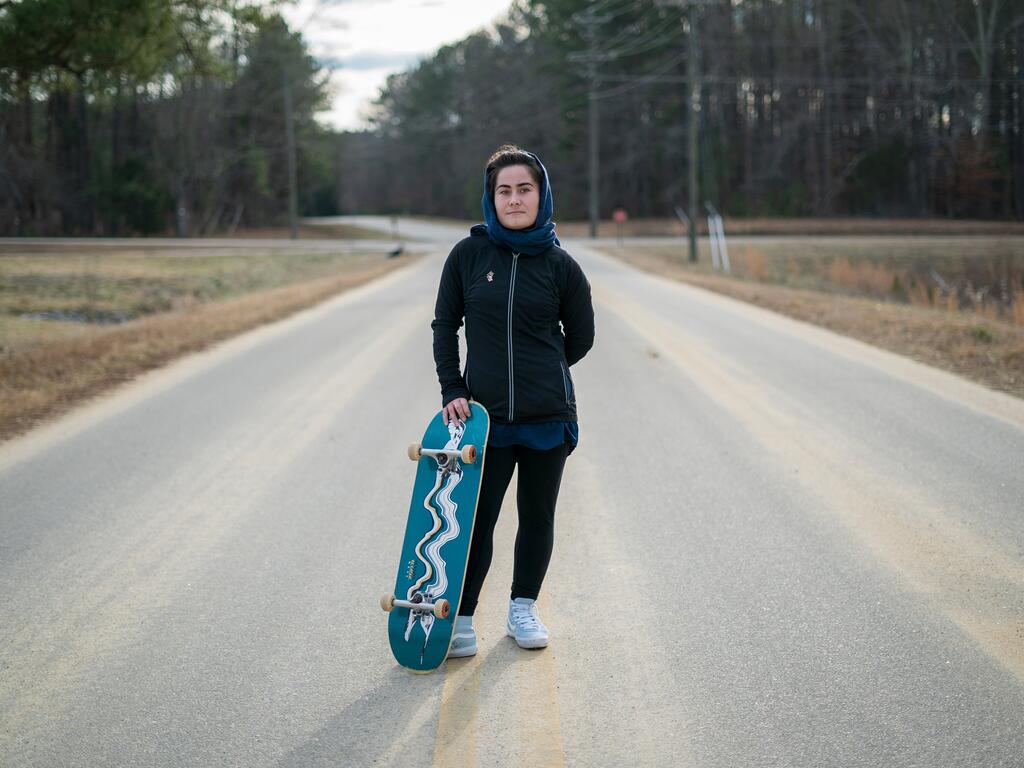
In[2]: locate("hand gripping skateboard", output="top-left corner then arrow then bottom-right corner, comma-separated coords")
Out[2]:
380,403 -> 489,672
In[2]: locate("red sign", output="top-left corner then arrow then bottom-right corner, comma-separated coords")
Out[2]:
613,208 -> 628,223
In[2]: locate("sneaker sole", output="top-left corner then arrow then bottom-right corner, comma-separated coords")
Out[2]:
446,643 -> 477,658
506,623 -> 548,649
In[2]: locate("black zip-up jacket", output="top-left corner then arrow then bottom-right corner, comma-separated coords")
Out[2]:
432,234 -> 595,425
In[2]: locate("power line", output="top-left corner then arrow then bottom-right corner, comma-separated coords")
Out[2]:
597,73 -> 1023,86
594,49 -> 688,100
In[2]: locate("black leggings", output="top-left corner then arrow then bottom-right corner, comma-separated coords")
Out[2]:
458,442 -> 570,616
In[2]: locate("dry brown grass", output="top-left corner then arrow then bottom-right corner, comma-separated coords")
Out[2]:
225,223 -> 393,240
0,255 -> 416,441
650,238 -> 1024,325
599,246 -> 1024,399
826,257 -> 897,296
0,247 -> 402,338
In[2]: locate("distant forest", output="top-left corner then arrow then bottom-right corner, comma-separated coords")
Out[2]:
1,0 -> 1022,236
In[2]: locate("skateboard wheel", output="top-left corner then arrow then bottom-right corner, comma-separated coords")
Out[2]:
380,594 -> 395,612
408,443 -> 422,461
433,599 -> 450,619
461,445 -> 477,464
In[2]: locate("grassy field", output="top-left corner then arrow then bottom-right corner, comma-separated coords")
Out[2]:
223,222 -> 396,240
695,237 -> 1023,324
0,246 -> 417,440
1,247 -> 391,335
400,216 -> 1024,239
597,239 -> 1024,398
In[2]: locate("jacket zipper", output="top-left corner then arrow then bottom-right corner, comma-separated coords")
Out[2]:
560,361 -> 571,406
507,252 -> 519,421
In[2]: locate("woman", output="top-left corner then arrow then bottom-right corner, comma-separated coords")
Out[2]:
431,144 -> 595,657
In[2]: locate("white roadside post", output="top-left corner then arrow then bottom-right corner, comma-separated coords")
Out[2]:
716,213 -> 730,272
706,202 -> 730,273
705,204 -> 721,270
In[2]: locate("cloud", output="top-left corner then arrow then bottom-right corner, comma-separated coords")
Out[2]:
320,50 -> 426,71
283,0 -> 514,129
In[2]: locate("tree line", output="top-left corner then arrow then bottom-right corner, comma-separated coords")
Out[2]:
348,0 -> 1023,223
0,0 -> 338,236
1,0 -> 1021,236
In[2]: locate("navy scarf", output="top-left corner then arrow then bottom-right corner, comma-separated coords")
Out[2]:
470,151 -> 560,256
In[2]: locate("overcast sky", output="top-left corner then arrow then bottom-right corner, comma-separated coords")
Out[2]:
280,0 -> 515,132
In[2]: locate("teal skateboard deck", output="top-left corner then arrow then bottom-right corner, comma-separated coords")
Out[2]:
381,403 -> 489,673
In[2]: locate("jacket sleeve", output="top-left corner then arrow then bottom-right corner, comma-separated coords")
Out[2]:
431,244 -> 471,406
560,254 -> 595,367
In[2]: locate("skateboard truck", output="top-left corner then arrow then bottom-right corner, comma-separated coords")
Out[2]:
380,593 -> 451,619
407,444 -> 478,465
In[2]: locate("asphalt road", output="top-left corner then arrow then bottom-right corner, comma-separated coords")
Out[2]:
2,219 -> 1023,767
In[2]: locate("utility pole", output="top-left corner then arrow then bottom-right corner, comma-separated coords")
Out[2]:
283,70 -> 299,240
686,2 -> 699,263
657,0 -> 716,263
569,8 -> 614,239
588,55 -> 600,240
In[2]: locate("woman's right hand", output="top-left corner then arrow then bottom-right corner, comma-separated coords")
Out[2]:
442,397 -> 472,426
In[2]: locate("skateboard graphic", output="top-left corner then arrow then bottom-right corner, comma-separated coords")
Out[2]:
380,402 -> 489,672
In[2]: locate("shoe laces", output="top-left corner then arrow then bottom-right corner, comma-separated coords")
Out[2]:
511,602 -> 540,631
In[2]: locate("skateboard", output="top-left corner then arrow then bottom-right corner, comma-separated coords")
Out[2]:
380,402 -> 490,673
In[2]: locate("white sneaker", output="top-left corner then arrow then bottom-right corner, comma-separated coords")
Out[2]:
506,598 -> 549,649
447,616 -> 477,658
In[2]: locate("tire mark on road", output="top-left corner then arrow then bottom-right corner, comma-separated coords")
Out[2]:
515,589 -> 566,768
574,244 -> 1024,432
595,283 -> 1024,682
553,455 -> 698,767
0,302 -> 431,756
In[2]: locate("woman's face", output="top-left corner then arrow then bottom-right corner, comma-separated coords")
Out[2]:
493,164 -> 540,230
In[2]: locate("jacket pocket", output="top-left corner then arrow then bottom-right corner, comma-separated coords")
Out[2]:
559,361 -> 575,406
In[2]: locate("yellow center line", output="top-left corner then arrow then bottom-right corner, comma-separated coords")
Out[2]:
431,497 -> 568,764
432,598 -> 482,767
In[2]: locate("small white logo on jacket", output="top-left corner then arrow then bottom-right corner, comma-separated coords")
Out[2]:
486,271 -> 495,282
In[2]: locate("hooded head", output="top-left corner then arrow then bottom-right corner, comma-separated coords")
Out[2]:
471,144 -> 559,256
